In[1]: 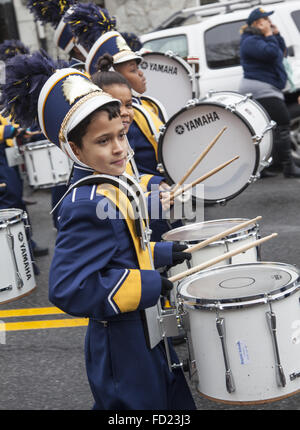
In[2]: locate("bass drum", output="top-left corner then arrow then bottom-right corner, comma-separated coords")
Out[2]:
202,91 -> 275,173
140,51 -> 195,118
157,95 -> 275,204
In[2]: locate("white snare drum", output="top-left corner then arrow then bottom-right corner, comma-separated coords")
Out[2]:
140,51 -> 195,118
163,218 -> 260,277
163,218 -> 260,308
178,262 -> 300,404
0,209 -> 36,304
158,93 -> 275,204
23,140 -> 72,188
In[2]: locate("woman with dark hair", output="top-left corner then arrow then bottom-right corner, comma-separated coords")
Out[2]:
239,7 -> 300,178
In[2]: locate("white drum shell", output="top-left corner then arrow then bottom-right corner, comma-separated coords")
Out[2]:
0,209 -> 36,303
163,219 -> 260,281
23,140 -> 72,188
203,91 -> 273,171
179,263 -> 300,404
140,52 -> 193,118
158,102 -> 260,203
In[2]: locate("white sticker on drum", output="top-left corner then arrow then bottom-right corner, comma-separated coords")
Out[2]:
236,340 -> 250,365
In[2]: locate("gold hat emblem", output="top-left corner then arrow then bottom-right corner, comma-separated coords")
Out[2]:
116,35 -> 131,52
62,75 -> 101,105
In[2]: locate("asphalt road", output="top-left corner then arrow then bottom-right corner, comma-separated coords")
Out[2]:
1,170 -> 300,411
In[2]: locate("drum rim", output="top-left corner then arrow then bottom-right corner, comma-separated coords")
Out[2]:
140,50 -> 194,75
157,101 -> 260,204
203,90 -> 274,124
203,90 -> 275,163
23,140 -> 54,151
0,208 -> 24,227
162,218 -> 258,245
178,261 -> 300,310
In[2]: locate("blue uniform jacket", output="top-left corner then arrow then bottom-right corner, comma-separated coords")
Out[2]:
240,26 -> 287,90
49,166 -> 196,410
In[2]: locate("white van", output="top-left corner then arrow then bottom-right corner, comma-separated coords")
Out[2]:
140,0 -> 300,95
140,0 -> 300,156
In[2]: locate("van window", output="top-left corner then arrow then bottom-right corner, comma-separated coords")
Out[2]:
142,35 -> 188,58
204,20 -> 244,69
291,10 -> 300,32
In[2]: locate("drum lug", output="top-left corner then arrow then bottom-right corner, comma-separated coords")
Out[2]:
159,125 -> 166,134
185,99 -> 198,109
216,199 -> 227,206
156,163 -> 165,174
266,300 -> 287,388
248,175 -> 259,184
260,158 -> 272,170
0,285 -> 13,293
216,314 -> 236,393
164,50 -> 176,58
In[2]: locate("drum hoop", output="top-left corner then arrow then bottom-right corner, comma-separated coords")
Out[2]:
162,218 -> 258,244
23,140 -> 54,151
157,101 -> 260,203
141,51 -> 193,76
0,208 -> 24,228
178,262 -> 300,310
205,90 -> 274,124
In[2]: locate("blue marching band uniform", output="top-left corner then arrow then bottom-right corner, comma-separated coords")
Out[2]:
0,0 -> 197,409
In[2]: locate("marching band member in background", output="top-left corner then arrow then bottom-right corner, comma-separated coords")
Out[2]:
64,2 -> 167,177
27,0 -> 88,65
92,54 -> 182,242
0,49 -> 195,410
239,7 -> 300,178
121,32 -> 143,52
0,43 -> 49,264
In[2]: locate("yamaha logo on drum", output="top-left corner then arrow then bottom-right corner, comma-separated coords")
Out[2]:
141,61 -> 178,75
18,232 -> 24,242
140,61 -> 148,70
175,125 -> 185,135
175,111 -> 221,134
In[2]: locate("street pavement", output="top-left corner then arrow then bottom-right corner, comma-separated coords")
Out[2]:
1,170 -> 300,410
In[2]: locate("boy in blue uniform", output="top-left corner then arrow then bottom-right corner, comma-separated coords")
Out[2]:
1,50 -> 196,410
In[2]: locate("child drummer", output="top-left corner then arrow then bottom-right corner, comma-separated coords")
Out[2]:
1,50 -> 195,410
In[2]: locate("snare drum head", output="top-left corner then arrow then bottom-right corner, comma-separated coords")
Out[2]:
140,52 -> 193,118
158,102 -> 258,203
179,262 -> 300,307
162,218 -> 256,242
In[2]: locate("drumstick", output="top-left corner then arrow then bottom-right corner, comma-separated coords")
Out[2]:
185,216 -> 262,254
169,155 -> 239,201
171,126 -> 227,194
168,233 -> 277,283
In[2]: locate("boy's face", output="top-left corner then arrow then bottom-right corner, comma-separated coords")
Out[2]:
70,110 -> 128,175
115,60 -> 146,94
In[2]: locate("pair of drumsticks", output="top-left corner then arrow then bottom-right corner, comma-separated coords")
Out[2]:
166,127 -> 277,283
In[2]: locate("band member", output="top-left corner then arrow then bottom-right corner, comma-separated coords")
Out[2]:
27,0 -> 88,64
0,49 -> 195,410
92,54 -> 183,241
64,3 -> 167,177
